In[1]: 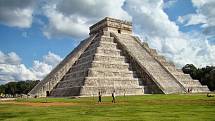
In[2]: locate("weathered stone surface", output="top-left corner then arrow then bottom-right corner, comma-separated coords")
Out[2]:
29,17 -> 209,97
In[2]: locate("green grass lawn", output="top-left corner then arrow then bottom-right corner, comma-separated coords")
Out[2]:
0,94 -> 215,121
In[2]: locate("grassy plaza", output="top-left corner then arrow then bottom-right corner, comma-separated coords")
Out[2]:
0,94 -> 215,121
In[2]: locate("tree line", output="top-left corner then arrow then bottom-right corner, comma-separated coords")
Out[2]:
182,64 -> 215,91
0,80 -> 39,97
0,64 -> 214,97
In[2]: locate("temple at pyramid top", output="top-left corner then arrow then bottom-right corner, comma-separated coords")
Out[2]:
29,17 -> 209,97
89,17 -> 132,35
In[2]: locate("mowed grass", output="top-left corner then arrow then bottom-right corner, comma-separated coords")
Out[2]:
0,94 -> 215,121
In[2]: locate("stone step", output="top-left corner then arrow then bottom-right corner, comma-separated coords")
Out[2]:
98,41 -> 117,49
185,86 -> 210,92
84,77 -> 140,87
142,42 -> 150,49
116,34 -> 130,39
175,74 -> 193,80
96,47 -> 121,56
50,86 -> 144,97
84,39 -> 99,49
161,61 -> 175,66
80,47 -> 97,58
165,65 -> 178,72
86,41 -> 99,49
171,70 -> 184,75
91,61 -> 130,70
60,77 -> 85,83
100,36 -> 114,43
58,76 -> 141,89
88,68 -> 135,77
176,69 -> 184,73
180,80 -> 202,86
154,55 -> 166,62
149,49 -> 157,56
94,54 -> 127,62
56,78 -> 85,88
175,77 -> 193,82
65,69 -> 88,79
73,54 -> 94,66
70,61 -> 91,72
50,86 -> 83,96
102,31 -> 111,37
201,85 -> 210,91
177,78 -> 194,82
143,64 -> 177,81
88,40 -> 117,50
80,86 -> 144,96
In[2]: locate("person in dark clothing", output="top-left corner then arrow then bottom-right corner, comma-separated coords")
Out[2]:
112,91 -> 116,103
98,91 -> 102,103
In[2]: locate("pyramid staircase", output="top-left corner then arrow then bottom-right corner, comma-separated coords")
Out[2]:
50,33 -> 146,96
111,33 -> 209,94
29,17 -> 209,97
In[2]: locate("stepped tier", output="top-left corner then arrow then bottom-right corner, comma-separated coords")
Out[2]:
30,17 -> 209,97
50,33 -> 144,97
112,33 -> 185,94
111,32 -> 209,93
50,86 -> 144,97
28,34 -> 98,97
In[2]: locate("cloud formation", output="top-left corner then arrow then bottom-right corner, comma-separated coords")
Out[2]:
0,0 -> 35,28
123,0 -> 215,67
0,51 -> 62,84
178,0 -> 215,36
43,0 -> 130,38
0,0 -> 215,84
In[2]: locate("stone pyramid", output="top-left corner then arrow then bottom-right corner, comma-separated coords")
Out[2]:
29,17 -> 209,97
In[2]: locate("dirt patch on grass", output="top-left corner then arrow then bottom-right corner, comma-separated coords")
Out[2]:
0,101 -> 79,107
0,98 -> 16,101
95,101 -> 128,106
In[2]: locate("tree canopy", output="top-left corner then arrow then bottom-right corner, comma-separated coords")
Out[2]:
182,64 -> 215,91
0,80 -> 39,97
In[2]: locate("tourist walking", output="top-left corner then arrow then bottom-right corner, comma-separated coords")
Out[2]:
112,91 -> 116,103
98,91 -> 102,103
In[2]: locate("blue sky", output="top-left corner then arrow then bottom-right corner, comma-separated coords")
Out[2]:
0,0 -> 214,84
0,15 -> 80,68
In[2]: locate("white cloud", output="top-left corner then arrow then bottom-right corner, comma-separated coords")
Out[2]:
41,0 -> 215,67
177,14 -> 207,26
43,0 -> 130,38
42,51 -> 62,66
0,64 -> 36,84
0,51 -> 62,84
0,0 -> 214,84
123,0 -> 215,68
0,0 -> 35,28
178,0 -> 215,36
192,0 -> 210,7
31,61 -> 53,80
124,0 -> 180,38
0,51 -> 21,65
43,5 -> 89,38
0,51 -> 35,84
163,0 -> 177,9
31,52 -> 62,79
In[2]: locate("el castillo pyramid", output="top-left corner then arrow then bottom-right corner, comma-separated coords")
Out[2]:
29,17 -> 209,97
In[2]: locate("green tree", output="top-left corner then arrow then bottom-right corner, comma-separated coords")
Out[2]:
182,64 -> 215,91
0,80 -> 40,97
0,85 -> 6,94
5,82 -> 17,97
